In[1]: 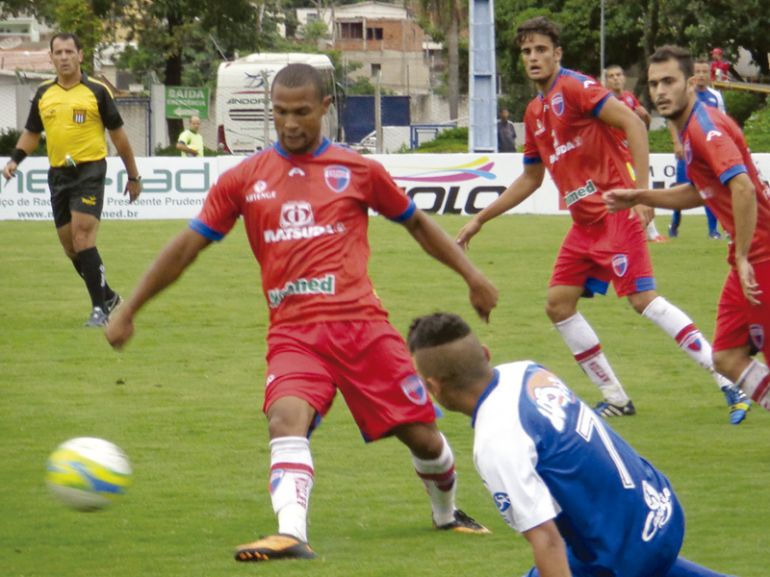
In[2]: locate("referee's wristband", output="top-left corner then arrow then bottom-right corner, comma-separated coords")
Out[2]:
10,148 -> 27,164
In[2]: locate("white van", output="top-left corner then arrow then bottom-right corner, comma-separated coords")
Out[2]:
216,52 -> 341,154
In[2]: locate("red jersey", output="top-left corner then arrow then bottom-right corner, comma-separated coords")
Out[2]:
710,60 -> 730,81
192,138 -> 414,326
682,101 -> 770,267
618,90 -> 641,112
524,68 -> 637,225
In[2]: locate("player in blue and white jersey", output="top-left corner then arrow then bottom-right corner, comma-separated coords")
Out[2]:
407,312 -> 736,577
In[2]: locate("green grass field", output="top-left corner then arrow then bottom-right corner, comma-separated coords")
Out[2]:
1,214 -> 766,577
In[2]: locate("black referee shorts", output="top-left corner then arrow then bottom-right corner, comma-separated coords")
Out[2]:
48,159 -> 107,228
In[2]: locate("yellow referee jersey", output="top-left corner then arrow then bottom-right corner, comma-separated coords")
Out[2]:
25,73 -> 124,168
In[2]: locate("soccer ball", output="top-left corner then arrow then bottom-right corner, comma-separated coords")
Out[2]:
46,437 -> 132,511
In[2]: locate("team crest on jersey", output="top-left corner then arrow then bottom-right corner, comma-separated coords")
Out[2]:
72,109 -> 86,123
400,375 -> 428,405
611,254 -> 628,277
750,324 -> 765,351
324,165 -> 351,193
525,366 -> 575,432
493,492 -> 511,513
551,92 -> 565,117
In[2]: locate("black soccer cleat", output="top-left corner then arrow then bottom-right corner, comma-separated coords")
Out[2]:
105,292 -> 123,316
595,399 -> 636,417
234,533 -> 316,562
434,509 -> 491,534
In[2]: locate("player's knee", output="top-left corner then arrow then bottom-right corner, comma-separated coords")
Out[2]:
712,349 -> 740,381
266,398 -> 315,438
393,422 -> 443,459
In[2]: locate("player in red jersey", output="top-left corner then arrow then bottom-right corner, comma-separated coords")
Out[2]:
605,45 -> 770,415
106,63 -> 498,561
456,16 -> 748,422
605,64 -> 668,243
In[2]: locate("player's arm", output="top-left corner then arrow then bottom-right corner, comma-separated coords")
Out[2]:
402,209 -> 498,322
729,172 -> 761,305
603,182 -> 703,212
667,121 -> 684,160
522,520 -> 571,577
456,161 -> 545,249
108,127 -> 142,203
597,96 -> 653,223
2,129 -> 41,181
634,105 -> 652,129
105,228 -> 213,349
176,136 -> 197,156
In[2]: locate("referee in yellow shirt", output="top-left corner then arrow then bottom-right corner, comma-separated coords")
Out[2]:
3,32 -> 142,327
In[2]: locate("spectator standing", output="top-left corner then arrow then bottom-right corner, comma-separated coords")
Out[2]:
710,47 -> 730,82
176,115 -> 205,157
497,108 -> 517,152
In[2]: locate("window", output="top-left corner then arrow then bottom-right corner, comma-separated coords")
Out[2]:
366,27 -> 383,40
340,22 -> 363,39
371,63 -> 381,76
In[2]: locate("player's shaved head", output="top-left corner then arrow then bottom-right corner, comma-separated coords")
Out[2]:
272,63 -> 326,102
408,313 -> 489,390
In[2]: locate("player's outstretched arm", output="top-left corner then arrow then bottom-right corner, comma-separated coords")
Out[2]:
522,520 -> 571,577
456,162 -> 545,249
105,228 -> 212,349
403,209 -> 498,322
603,183 -> 702,213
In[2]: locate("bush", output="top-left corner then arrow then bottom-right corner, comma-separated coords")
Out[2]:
723,91 -> 766,127
411,127 -> 469,153
744,104 -> 770,152
153,143 -> 223,157
0,128 -> 47,156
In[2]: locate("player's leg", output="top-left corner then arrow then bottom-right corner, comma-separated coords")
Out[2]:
669,210 -> 682,237
235,327 -> 335,562
628,289 -> 749,423
547,284 -> 633,414
393,422 -> 488,533
646,219 -> 667,242
664,557 -> 736,577
333,320 -> 488,533
705,206 -> 721,239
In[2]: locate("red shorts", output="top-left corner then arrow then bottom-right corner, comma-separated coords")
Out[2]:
550,211 -> 656,297
713,260 -> 770,361
264,320 -> 435,441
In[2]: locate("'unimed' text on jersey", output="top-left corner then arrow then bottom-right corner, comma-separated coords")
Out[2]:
524,68 -> 637,225
681,101 -> 770,267
192,138 -> 415,326
473,361 -> 683,576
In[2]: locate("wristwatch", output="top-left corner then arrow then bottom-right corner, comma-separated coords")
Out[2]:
128,175 -> 142,182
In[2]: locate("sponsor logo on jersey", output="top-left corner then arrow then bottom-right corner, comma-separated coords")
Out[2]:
641,480 -> 673,542
72,109 -> 86,123
267,274 -> 336,308
81,195 -> 97,206
493,492 -> 511,513
551,92 -> 564,116
288,167 -> 305,177
324,165 -> 351,193
549,136 -> 583,165
534,118 -> 546,136
583,79 -> 596,89
750,324 -> 765,351
706,129 -> 723,142
400,374 -> 428,405
264,201 -> 346,244
526,367 -> 575,432
611,254 -> 628,277
563,178 -> 595,206
245,179 -> 276,202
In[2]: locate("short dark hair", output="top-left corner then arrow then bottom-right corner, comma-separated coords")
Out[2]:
515,16 -> 561,48
50,32 -> 82,51
272,63 -> 326,101
650,45 -> 693,79
694,57 -> 710,66
407,312 -> 471,354
605,64 -> 624,73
